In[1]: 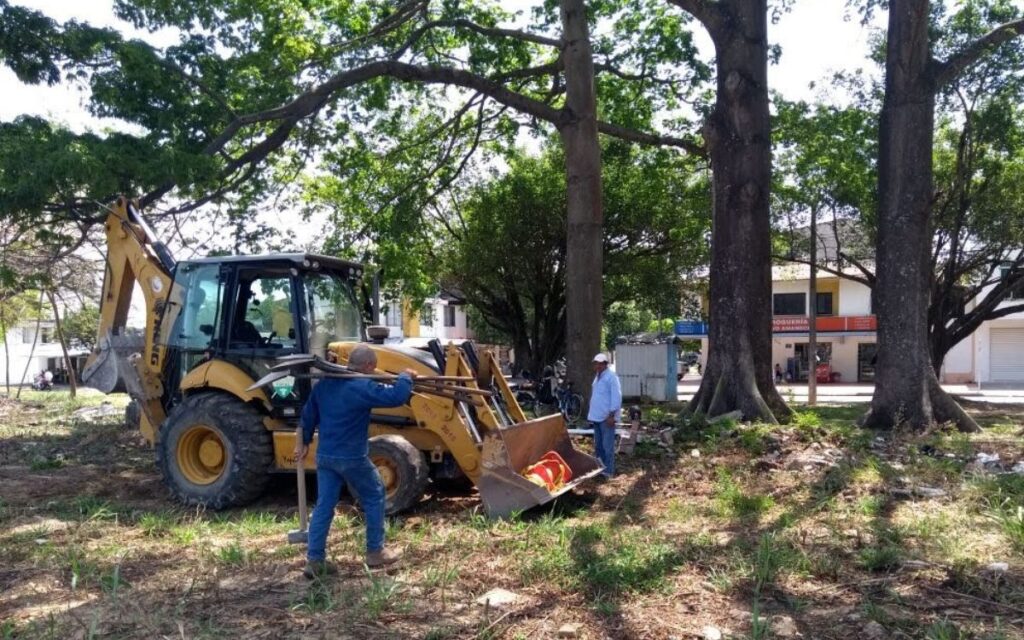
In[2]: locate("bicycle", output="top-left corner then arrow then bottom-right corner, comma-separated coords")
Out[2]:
529,376 -> 583,425
553,380 -> 584,425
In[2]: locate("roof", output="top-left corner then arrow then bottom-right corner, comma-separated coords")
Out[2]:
771,263 -> 871,282
182,253 -> 364,273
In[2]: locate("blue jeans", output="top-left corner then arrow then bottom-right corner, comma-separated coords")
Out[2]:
307,455 -> 385,561
591,421 -> 615,477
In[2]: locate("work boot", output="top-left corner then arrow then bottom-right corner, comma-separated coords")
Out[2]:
303,560 -> 338,580
365,547 -> 402,568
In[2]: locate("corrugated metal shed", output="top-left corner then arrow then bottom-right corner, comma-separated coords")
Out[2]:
614,342 -> 677,402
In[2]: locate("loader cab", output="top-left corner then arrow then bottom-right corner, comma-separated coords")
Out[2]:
159,254 -> 365,410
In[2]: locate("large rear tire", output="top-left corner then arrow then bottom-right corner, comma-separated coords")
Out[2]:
156,392 -> 273,509
368,435 -> 428,515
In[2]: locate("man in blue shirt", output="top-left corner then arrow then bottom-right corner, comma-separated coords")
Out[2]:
587,353 -> 622,479
295,345 -> 417,578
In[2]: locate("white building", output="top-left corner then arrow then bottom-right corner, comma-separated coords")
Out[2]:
0,320 -> 88,386
378,290 -> 474,346
678,263 -> 1024,387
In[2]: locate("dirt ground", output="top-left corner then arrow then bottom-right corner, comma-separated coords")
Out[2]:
2,391 -> 1024,639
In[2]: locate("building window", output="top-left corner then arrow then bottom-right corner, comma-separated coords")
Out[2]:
420,304 -> 434,327
1003,266 -> 1022,300
815,292 -> 834,316
773,293 -> 806,316
443,305 -> 456,327
40,327 -> 54,344
382,303 -> 402,327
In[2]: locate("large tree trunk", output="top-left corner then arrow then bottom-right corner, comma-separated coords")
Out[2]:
559,0 -> 603,404
687,0 -> 790,423
862,0 -> 977,432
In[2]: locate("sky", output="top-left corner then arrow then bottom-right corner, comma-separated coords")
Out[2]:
0,0 -> 886,133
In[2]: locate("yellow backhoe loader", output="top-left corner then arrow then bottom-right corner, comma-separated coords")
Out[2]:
82,197 -> 602,517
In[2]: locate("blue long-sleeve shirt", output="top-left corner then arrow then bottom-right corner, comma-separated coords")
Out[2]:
300,373 -> 414,458
587,368 -> 622,423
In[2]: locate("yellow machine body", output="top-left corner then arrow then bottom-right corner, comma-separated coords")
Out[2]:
81,197 -> 601,516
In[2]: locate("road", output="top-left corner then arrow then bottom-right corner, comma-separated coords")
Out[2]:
676,376 -> 1024,405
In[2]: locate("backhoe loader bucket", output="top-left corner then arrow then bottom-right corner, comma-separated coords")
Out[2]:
476,413 -> 603,518
81,333 -> 145,394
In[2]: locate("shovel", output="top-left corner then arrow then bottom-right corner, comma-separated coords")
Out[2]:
287,427 -> 309,545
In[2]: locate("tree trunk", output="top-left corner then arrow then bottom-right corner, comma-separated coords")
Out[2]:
559,0 -> 604,405
929,328 -> 949,378
808,206 -> 818,406
16,291 -> 44,400
687,0 -> 791,423
1,305 -> 10,397
862,0 -> 977,432
47,290 -> 77,398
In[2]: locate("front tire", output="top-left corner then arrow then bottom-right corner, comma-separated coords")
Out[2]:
156,393 -> 273,510
368,435 -> 429,515
563,393 -> 584,424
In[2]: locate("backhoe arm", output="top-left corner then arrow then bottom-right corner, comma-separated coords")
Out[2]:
81,196 -> 175,442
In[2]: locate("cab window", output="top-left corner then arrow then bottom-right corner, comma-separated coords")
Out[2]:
230,272 -> 297,350
166,264 -> 224,350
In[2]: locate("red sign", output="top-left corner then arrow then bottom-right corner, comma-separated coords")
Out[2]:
772,315 -> 878,333
846,315 -> 877,331
772,316 -> 809,332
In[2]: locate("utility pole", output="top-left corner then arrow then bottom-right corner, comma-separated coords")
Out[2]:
808,207 -> 818,407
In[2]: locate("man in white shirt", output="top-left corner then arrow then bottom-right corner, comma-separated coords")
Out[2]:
587,353 -> 622,479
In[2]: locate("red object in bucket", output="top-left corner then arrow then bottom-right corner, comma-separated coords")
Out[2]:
522,451 -> 573,491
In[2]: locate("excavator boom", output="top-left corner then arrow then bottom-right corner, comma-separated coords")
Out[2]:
81,197 -> 174,441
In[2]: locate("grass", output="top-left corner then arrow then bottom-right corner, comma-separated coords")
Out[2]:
2,390 -> 1023,639
214,541 -> 250,567
713,469 -> 775,520
986,502 -> 1024,553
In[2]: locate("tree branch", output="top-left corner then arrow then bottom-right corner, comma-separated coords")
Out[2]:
596,120 -> 705,156
772,255 -> 873,287
391,18 -> 561,60
934,18 -> 1024,87
144,59 -> 704,204
666,0 -> 723,33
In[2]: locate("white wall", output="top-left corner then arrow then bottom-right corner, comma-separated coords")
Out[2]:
0,322 -> 82,386
769,275 -> 874,317
771,335 -> 874,384
418,300 -> 472,341
941,333 -> 974,382
838,280 -> 872,316
772,279 -> 809,301
976,318 -> 1024,384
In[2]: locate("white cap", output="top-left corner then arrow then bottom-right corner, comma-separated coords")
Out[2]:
593,353 -> 609,363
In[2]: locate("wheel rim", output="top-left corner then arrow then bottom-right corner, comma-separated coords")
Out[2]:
176,425 -> 226,485
371,455 -> 400,499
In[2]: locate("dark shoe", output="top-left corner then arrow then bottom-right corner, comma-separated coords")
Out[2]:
365,547 -> 402,568
303,560 -> 338,580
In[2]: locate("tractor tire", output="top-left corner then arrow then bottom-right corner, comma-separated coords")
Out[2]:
368,435 -> 429,515
156,392 -> 273,510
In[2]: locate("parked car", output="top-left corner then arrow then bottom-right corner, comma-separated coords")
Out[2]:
677,352 -> 701,380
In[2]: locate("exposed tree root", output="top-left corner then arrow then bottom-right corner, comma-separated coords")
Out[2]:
861,367 -> 979,433
688,358 -> 792,425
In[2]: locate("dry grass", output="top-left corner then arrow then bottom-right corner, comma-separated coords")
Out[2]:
1,390 -> 1024,639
